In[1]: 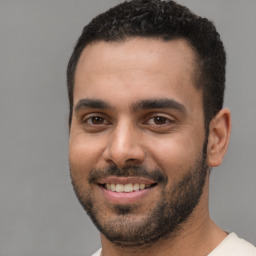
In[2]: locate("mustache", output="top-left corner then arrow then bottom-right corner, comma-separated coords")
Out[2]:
88,165 -> 168,185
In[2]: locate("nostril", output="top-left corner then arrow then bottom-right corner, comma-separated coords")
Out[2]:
102,134 -> 146,167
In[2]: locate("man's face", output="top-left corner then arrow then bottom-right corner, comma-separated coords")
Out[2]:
69,38 -> 208,246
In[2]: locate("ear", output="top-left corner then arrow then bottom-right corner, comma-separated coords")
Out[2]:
207,108 -> 231,167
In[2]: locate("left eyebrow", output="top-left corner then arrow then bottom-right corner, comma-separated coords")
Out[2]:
132,98 -> 187,115
74,98 -> 111,113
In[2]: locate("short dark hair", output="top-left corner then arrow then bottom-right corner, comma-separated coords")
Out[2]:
67,0 -> 226,128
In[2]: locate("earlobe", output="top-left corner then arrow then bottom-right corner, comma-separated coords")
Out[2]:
207,108 -> 231,167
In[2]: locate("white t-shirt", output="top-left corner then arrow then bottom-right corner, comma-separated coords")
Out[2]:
91,233 -> 256,256
208,233 -> 256,256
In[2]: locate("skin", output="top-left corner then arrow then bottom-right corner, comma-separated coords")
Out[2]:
69,38 -> 231,256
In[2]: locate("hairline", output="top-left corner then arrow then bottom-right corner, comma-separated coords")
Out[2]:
70,35 -> 205,126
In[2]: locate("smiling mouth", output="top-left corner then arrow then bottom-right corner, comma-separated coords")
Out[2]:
100,183 -> 157,193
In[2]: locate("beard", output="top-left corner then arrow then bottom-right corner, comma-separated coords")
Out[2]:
70,141 -> 208,248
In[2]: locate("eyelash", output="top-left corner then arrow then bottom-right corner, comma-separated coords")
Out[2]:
146,115 -> 173,125
82,115 -> 110,125
82,113 -> 174,127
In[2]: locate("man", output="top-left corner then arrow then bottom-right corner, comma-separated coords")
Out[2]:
67,0 -> 256,255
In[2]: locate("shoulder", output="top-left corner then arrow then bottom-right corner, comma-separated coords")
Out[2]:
209,233 -> 256,256
90,248 -> 102,256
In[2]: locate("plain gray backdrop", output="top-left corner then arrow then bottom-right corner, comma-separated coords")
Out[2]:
0,0 -> 255,255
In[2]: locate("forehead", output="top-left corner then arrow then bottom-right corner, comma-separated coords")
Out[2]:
74,37 -> 202,111
76,37 -> 197,79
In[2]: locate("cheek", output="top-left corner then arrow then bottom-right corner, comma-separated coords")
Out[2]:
69,135 -> 104,179
147,133 -> 202,179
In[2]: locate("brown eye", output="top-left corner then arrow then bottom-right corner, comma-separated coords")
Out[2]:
146,115 -> 173,126
153,116 -> 167,125
88,116 -> 105,125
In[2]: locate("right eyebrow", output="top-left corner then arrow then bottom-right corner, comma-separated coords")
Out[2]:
132,98 -> 187,115
74,98 -> 111,113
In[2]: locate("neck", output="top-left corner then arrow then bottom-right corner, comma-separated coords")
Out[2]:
100,178 -> 227,256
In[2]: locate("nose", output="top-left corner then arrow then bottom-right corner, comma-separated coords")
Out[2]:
103,121 -> 146,168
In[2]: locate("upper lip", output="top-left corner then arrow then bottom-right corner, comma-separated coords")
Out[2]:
97,176 -> 157,185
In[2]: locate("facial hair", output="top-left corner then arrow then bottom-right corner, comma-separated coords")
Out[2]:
70,142 -> 208,248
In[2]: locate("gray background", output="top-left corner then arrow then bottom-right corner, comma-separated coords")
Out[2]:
0,0 -> 255,255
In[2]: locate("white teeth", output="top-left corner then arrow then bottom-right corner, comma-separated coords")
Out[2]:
124,184 -> 133,192
139,184 -> 145,190
110,184 -> 116,192
115,184 -> 124,192
133,183 -> 140,191
105,183 -> 149,192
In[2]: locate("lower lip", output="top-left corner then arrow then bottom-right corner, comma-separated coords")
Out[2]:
99,186 -> 154,204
